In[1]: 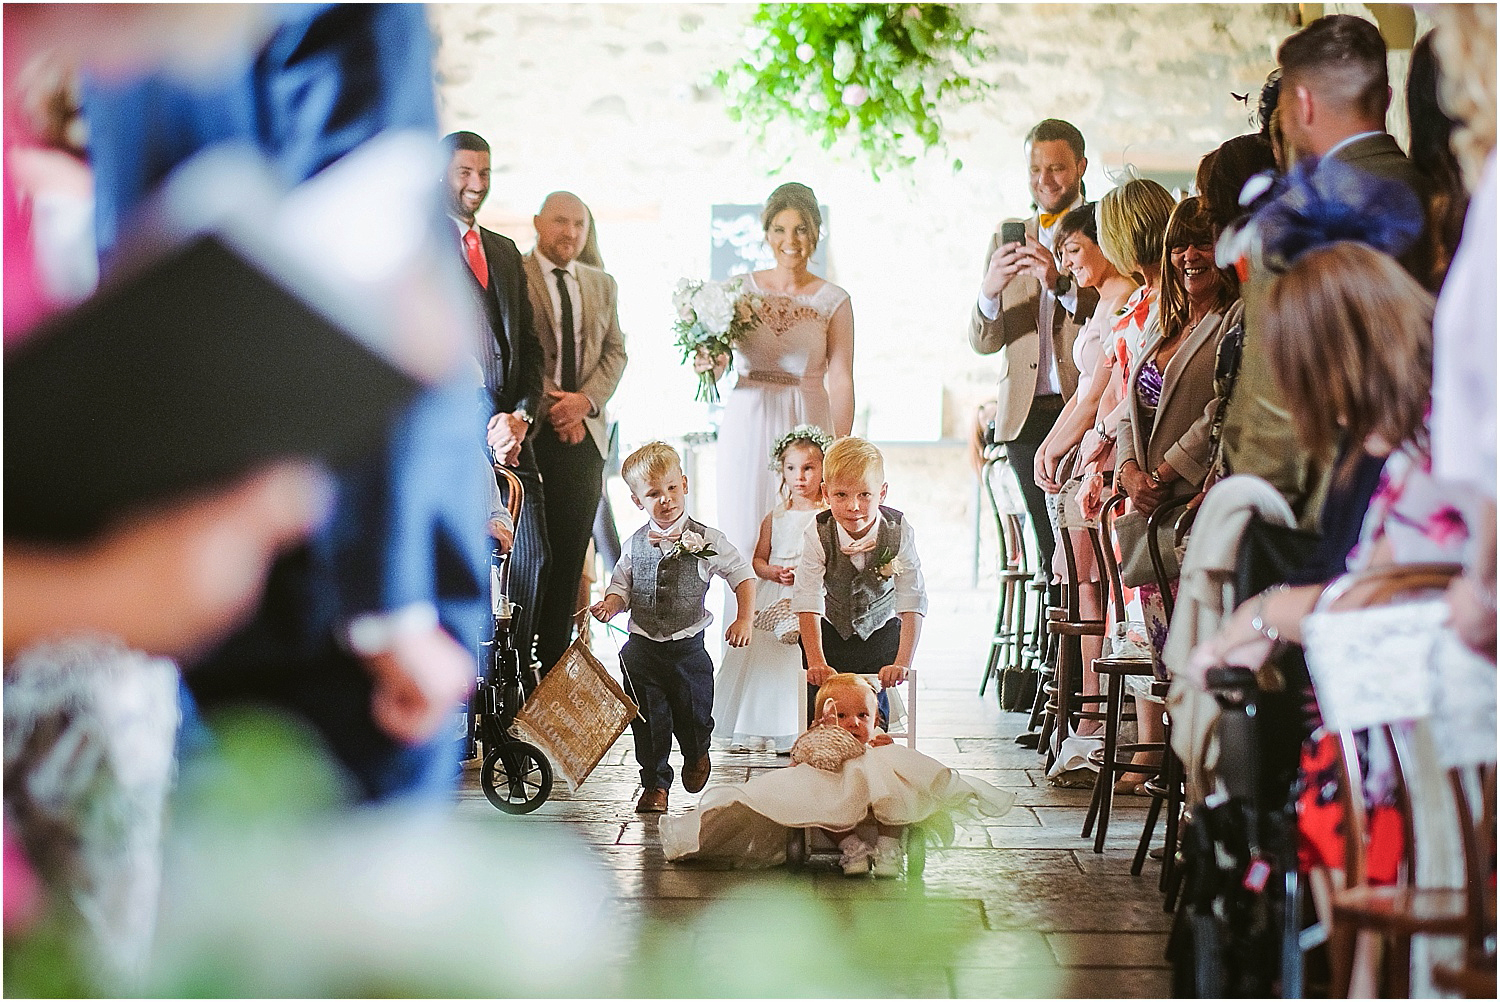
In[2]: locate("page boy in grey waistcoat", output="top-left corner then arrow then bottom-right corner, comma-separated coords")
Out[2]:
591,442 -> 755,813
792,437 -> 928,721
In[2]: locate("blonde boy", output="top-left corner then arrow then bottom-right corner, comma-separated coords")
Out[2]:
791,438 -> 927,703
591,442 -> 755,813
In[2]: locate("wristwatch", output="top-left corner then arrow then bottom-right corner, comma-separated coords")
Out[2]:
1093,420 -> 1112,441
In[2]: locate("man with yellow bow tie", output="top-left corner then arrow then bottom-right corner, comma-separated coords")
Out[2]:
968,118 -> 1099,599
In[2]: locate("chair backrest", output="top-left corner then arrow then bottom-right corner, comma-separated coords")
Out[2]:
982,453 -> 1030,574
1449,761 -> 1497,954
1310,564 -> 1464,887
1146,493 -> 1194,621
1099,490 -> 1131,623
493,463 -> 525,523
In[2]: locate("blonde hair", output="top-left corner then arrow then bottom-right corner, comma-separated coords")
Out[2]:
821,436 -> 884,487
1261,243 -> 1433,484
1431,4 -> 1497,192
620,441 -> 682,492
1097,178 -> 1177,278
814,673 -> 878,716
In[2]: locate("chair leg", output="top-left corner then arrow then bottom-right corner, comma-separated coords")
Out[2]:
1093,678 -> 1123,854
1160,745 -> 1182,894
1280,869 -> 1303,997
1328,916 -> 1356,999
1082,759 -> 1105,837
1131,791 -> 1162,875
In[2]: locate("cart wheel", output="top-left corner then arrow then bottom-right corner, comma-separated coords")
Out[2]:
481,741 -> 553,814
785,828 -> 808,869
904,828 -> 926,881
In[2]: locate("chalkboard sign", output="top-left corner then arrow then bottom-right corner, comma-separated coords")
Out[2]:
710,203 -> 831,280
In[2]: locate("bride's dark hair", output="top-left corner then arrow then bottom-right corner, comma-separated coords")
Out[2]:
762,182 -> 822,249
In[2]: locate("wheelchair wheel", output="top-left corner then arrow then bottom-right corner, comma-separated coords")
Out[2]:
481,741 -> 553,814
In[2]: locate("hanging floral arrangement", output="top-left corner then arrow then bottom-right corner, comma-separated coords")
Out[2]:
712,4 -> 993,177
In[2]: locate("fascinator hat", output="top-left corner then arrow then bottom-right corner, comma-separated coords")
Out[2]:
1216,155 -> 1426,274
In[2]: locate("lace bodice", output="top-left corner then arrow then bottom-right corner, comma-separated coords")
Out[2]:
733,273 -> 849,382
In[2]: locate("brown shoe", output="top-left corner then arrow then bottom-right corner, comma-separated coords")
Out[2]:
635,788 -> 668,813
682,753 -> 711,793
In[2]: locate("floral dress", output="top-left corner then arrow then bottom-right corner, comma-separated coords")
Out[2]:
1295,443 -> 1483,881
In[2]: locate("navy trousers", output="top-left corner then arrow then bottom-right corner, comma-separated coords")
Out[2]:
620,633 -> 714,791
802,617 -> 898,726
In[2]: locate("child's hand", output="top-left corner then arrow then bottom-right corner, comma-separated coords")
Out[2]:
878,663 -> 908,687
775,565 -> 796,586
805,663 -> 835,687
725,617 -> 753,648
590,595 -> 624,622
870,732 -> 895,747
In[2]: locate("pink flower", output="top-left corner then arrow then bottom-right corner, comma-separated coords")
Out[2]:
841,84 -> 868,107
1423,506 -> 1469,547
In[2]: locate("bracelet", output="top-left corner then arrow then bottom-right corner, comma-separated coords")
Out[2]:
1249,585 -> 1288,643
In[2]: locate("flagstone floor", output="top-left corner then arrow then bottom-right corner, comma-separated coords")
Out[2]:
457,590 -> 1174,998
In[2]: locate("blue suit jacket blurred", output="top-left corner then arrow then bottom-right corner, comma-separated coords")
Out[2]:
84,3 -> 490,801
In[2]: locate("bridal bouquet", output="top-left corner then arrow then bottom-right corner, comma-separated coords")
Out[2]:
672,275 -> 760,404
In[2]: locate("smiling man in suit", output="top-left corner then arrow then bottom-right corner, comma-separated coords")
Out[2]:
525,191 -> 628,673
443,131 -> 549,676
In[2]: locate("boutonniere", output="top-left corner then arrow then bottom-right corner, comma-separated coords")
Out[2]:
872,547 -> 906,579
669,529 -> 718,560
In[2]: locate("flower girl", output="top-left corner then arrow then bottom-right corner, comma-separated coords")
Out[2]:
712,425 -> 833,753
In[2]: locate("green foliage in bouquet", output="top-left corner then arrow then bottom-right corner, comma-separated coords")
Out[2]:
712,4 -> 994,177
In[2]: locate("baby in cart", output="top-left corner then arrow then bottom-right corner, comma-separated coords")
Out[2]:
661,674 -> 1015,876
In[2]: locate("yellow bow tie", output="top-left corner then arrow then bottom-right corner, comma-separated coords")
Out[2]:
1038,211 -> 1064,230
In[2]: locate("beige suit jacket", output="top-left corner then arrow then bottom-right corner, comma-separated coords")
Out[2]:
523,252 -> 628,459
1117,299 -> 1244,493
967,216 -> 1097,442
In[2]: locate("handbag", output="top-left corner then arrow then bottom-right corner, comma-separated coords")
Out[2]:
1231,515 -> 1320,605
790,698 -> 867,771
752,597 -> 800,644
1113,508 -> 1180,589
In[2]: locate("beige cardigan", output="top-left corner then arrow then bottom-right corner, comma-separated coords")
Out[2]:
1116,299 -> 1245,491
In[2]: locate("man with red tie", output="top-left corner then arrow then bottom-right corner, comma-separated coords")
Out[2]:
444,131 -> 548,678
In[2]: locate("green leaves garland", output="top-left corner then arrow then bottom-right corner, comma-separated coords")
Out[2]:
712,4 -> 993,177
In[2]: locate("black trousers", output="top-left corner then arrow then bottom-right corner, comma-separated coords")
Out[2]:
801,617 -> 898,726
1002,394 -> 1065,602
504,441 -> 549,673
620,633 -> 714,791
533,425 -> 607,673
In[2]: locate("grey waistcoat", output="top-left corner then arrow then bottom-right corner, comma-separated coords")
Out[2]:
818,507 -> 904,641
630,519 -> 712,639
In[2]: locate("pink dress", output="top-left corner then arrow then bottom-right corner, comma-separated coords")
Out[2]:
716,274 -> 849,559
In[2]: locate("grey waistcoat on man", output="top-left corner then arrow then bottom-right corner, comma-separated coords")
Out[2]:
629,519 -> 712,639
818,506 -> 904,641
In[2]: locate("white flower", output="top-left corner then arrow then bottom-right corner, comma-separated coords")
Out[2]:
875,554 -> 907,579
796,43 -> 815,62
842,83 -> 868,108
690,282 -> 734,336
832,40 -> 856,81
807,92 -> 829,114
679,529 -> 708,553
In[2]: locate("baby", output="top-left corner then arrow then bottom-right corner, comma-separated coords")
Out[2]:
661,672 -> 1014,876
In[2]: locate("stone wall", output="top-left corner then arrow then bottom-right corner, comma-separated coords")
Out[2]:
429,2 -> 1423,588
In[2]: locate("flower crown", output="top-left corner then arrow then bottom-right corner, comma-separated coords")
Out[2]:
1219,156 -> 1425,276
768,424 -> 835,470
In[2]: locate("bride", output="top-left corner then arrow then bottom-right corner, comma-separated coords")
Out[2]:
706,182 -> 855,560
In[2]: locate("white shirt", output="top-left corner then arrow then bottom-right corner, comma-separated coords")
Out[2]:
1432,152 -> 1497,499
603,513 -> 754,641
790,512 -> 929,624
976,196 -> 1083,396
533,247 -> 585,390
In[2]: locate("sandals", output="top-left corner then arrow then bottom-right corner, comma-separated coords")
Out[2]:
1048,767 -> 1097,789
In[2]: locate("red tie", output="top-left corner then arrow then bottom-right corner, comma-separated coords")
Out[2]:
464,228 -> 488,289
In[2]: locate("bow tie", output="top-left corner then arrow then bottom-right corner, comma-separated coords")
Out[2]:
840,534 -> 879,556
1038,211 -> 1064,230
648,528 -> 682,549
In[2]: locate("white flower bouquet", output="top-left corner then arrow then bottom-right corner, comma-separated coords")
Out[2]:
672,275 -> 761,403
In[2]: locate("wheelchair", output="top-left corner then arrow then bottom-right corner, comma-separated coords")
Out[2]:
470,464 -> 553,814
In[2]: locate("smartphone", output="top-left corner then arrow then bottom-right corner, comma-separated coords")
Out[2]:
1000,221 -> 1026,247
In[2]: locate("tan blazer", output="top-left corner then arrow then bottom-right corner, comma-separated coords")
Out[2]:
967,216 -> 1097,442
1117,299 -> 1244,492
522,252 -> 628,459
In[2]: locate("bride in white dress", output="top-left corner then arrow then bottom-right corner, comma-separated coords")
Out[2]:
708,182 -> 855,561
